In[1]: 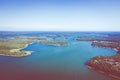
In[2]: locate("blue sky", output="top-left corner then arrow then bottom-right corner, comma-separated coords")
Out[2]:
0,0 -> 120,31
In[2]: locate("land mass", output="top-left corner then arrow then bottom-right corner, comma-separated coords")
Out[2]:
0,36 -> 36,57
39,40 -> 68,46
77,35 -> 120,80
0,36 -> 68,57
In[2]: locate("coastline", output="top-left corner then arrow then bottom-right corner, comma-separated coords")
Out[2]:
0,40 -> 35,57
39,40 -> 68,46
9,42 -> 34,57
86,42 -> 120,80
76,36 -> 120,80
86,65 -> 120,80
0,51 -> 31,57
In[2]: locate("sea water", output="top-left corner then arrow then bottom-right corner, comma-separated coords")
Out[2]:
0,32 -> 117,80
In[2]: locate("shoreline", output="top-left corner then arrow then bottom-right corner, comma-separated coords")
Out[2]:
86,42 -> 120,80
10,42 -> 34,57
0,42 -> 34,57
76,36 -> 120,80
86,65 -> 120,80
0,51 -> 31,57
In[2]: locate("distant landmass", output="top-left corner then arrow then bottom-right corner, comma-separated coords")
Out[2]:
0,31 -> 120,80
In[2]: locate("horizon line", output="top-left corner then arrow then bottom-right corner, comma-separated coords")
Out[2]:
0,30 -> 120,32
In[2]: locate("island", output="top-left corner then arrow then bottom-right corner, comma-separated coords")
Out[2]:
77,35 -> 120,79
39,40 -> 68,46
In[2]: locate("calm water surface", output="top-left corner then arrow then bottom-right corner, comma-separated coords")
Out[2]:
0,32 -> 117,80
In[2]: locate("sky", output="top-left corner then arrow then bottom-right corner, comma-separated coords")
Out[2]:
0,0 -> 120,31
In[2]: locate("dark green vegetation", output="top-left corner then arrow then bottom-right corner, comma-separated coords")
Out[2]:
92,41 -> 120,53
86,55 -> 120,79
77,35 -> 120,79
76,35 -> 120,42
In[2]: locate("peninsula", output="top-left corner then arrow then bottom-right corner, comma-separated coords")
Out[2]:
0,36 -> 37,57
0,36 -> 68,57
39,40 -> 68,46
77,35 -> 120,79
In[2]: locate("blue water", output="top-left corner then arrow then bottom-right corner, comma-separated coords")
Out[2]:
0,32 -> 118,80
